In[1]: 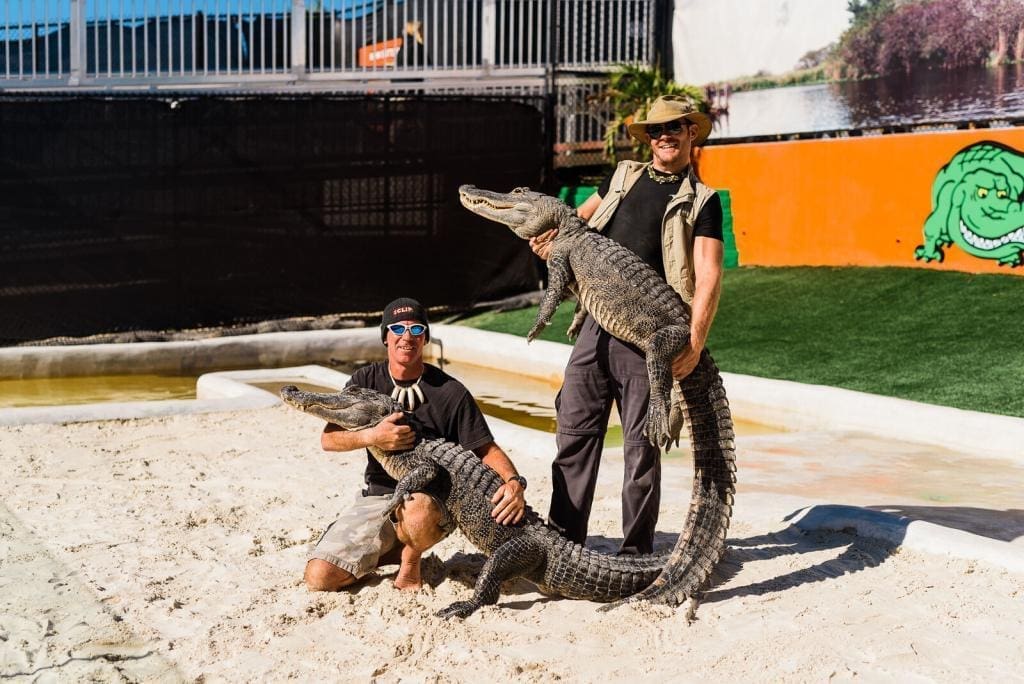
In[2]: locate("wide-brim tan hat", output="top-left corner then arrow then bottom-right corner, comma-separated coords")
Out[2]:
627,95 -> 712,146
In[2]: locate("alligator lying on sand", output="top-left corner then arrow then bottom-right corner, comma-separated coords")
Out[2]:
458,184 -> 736,608
282,384 -> 719,618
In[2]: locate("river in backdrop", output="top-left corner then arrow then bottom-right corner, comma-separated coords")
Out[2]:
713,64 -> 1024,140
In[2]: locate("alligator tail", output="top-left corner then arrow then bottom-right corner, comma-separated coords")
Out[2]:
602,350 -> 736,610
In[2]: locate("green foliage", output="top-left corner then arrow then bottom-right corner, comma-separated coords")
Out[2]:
847,0 -> 894,27
458,267 -> 1024,417
598,65 -> 706,165
728,66 -> 831,93
837,0 -> 1024,77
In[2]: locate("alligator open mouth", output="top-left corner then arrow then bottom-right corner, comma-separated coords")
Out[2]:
959,220 -> 1024,250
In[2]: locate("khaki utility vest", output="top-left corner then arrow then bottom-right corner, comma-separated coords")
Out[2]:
588,161 -> 717,304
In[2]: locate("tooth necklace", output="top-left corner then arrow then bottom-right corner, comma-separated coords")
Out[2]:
389,369 -> 425,410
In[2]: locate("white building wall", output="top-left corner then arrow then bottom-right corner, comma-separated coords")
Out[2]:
673,0 -> 851,85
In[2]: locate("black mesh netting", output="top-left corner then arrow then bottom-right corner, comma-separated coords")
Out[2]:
0,94 -> 548,344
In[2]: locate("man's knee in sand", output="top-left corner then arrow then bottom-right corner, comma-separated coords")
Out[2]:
304,493 -> 450,592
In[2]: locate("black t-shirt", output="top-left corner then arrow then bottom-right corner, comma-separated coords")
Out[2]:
597,167 -> 723,278
344,362 -> 494,493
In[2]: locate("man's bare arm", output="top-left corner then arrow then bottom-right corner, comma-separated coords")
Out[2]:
671,236 -> 724,379
576,191 -> 602,221
321,413 -> 415,452
475,441 -> 527,525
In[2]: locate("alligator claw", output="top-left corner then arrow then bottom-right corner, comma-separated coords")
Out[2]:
436,600 -> 479,620
644,404 -> 672,450
382,490 -> 413,520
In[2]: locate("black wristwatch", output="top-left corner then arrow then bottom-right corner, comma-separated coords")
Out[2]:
507,475 -> 527,490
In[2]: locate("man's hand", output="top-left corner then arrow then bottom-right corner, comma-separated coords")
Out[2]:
490,480 -> 526,525
370,413 -> 416,451
529,229 -> 558,261
671,341 -> 702,380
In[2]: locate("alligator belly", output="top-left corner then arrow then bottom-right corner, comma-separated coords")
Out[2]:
579,285 -> 658,345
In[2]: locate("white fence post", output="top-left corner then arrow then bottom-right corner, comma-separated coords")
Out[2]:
291,0 -> 306,78
69,0 -> 85,84
481,0 -> 496,70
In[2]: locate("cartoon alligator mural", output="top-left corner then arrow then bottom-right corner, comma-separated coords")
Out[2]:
915,141 -> 1024,267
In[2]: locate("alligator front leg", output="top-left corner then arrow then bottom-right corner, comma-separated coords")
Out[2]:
644,325 -> 690,450
529,251 -> 573,342
436,537 -> 545,619
383,462 -> 440,520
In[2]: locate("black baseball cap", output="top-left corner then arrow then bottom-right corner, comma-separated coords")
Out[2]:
380,297 -> 430,343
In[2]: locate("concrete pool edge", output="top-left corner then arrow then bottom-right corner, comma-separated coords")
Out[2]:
429,325 -> 1024,464
787,503 -> 1024,575
2,324 -> 1022,464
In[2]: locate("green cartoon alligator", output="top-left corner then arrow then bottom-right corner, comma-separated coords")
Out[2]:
915,141 -> 1024,267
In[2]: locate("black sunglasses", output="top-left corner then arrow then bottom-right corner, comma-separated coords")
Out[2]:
387,323 -> 427,336
646,120 -> 688,138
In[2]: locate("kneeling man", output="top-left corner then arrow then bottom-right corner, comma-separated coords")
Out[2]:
304,297 -> 529,591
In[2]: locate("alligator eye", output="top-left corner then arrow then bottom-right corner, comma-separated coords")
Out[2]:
977,187 -> 989,199
997,189 -> 1008,199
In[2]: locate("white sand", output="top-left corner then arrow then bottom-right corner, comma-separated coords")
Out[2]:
2,405 -> 1022,681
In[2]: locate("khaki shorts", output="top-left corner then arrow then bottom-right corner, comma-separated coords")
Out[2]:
308,493 -> 398,579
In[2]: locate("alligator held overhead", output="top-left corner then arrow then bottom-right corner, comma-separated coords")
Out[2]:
456,184 -> 737,610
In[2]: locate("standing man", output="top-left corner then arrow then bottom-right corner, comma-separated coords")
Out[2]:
530,95 -> 725,555
304,297 -> 529,591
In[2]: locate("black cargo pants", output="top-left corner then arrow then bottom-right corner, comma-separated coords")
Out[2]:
547,316 -> 661,555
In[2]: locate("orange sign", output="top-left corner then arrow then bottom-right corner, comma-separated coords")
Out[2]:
697,128 -> 1024,276
358,37 -> 403,67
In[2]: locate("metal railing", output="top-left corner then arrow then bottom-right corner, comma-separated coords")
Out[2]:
1,0 -> 654,85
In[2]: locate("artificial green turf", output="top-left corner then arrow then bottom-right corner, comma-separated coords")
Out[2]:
457,266 -> 1024,418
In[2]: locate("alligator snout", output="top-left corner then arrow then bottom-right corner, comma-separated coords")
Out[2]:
279,384 -> 303,406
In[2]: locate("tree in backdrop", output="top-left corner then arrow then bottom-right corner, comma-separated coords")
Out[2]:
838,0 -> 1024,77
598,65 -> 706,164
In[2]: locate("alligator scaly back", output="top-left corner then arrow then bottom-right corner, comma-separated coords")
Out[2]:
458,184 -> 737,614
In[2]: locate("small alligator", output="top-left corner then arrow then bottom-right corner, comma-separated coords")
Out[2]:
281,384 -> 718,618
459,184 -> 736,608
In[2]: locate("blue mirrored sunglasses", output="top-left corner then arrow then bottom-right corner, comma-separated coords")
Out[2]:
387,323 -> 427,336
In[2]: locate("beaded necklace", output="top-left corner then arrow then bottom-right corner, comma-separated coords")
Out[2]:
647,165 -> 682,184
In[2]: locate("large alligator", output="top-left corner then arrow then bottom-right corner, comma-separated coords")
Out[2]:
458,184 -> 736,609
281,384 -> 726,617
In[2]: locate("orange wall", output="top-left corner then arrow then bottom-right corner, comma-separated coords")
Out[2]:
697,128 -> 1024,275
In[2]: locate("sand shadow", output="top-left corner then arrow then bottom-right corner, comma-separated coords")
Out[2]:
702,523 -> 898,604
864,504 -> 1024,543
429,518 -> 903,611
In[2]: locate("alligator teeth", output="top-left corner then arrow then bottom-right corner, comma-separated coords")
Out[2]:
959,221 -> 1024,250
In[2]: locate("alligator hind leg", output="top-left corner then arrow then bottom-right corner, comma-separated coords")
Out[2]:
643,325 -> 689,450
436,537 -> 545,619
